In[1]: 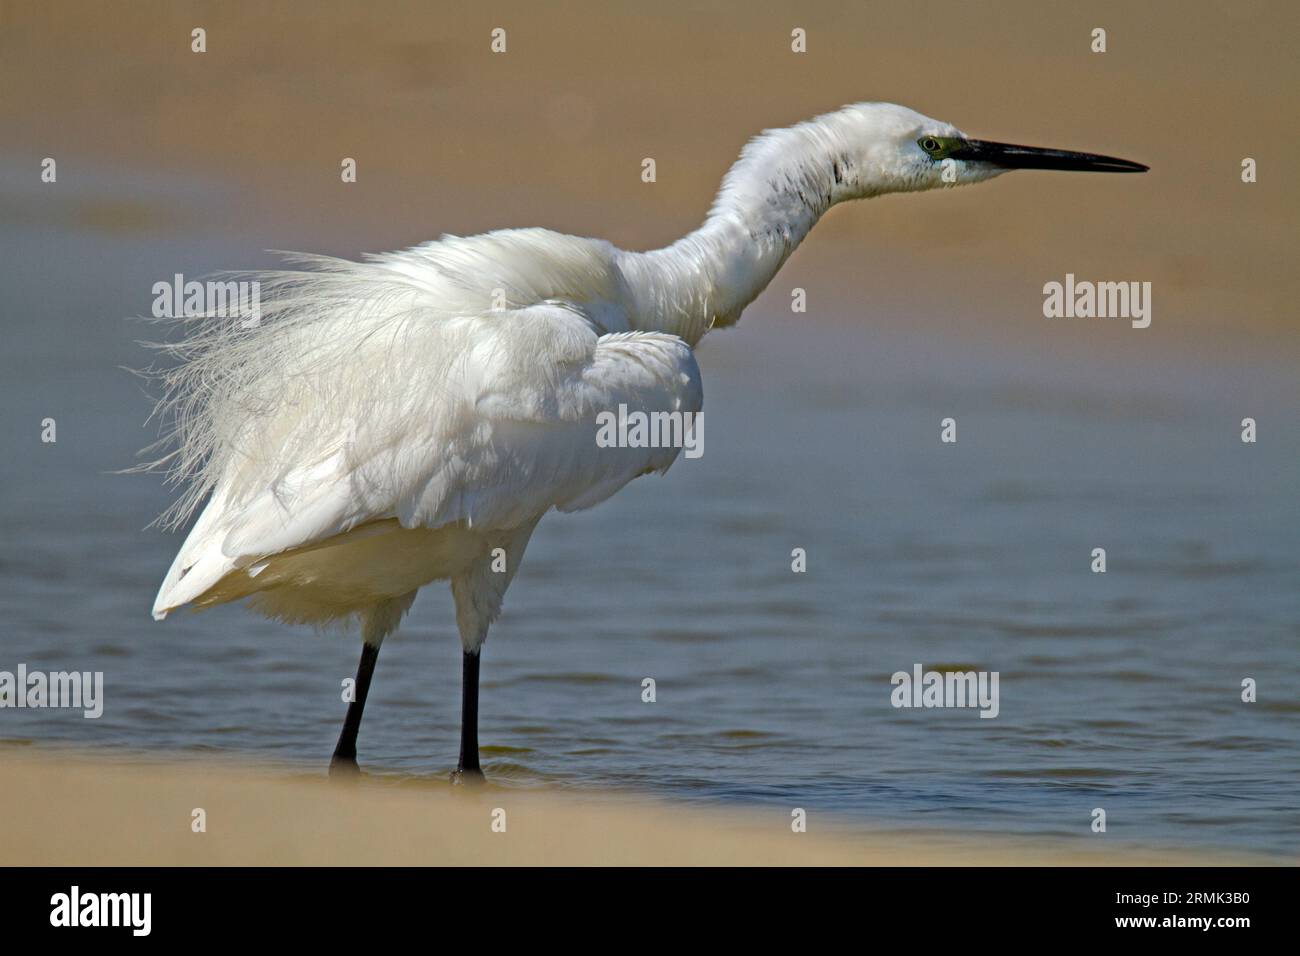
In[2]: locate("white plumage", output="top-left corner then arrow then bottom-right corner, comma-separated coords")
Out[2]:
143,103 -> 1142,777
151,238 -> 703,648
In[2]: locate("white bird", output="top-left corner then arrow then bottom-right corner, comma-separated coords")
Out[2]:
147,102 -> 1145,782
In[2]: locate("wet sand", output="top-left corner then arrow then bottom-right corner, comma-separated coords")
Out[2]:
0,749 -> 1272,866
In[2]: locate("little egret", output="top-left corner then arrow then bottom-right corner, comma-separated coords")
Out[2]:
147,103 -> 1145,782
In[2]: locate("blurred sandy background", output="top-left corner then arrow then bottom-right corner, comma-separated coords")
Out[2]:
3,0 -> 1296,360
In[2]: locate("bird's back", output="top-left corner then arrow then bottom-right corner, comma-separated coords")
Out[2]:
150,228 -> 702,625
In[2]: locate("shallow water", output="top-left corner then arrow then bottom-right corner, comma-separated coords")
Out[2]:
1,205 -> 1297,860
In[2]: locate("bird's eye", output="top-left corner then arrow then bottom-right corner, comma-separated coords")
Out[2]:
919,137 -> 942,154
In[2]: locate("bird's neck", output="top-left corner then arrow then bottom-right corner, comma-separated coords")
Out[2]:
622,124 -> 853,346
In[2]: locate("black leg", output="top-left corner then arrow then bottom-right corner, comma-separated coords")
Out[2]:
330,642 -> 379,778
452,649 -> 485,784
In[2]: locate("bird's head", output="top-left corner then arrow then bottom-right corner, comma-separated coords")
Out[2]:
826,102 -> 1148,199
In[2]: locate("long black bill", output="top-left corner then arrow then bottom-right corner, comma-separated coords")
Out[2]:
951,139 -> 1148,173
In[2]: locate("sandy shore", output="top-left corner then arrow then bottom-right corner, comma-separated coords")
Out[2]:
4,1 -> 1296,362
0,749 -> 1271,866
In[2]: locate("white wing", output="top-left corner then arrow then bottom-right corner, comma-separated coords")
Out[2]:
153,300 -> 701,618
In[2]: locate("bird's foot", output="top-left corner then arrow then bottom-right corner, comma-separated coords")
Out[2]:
450,766 -> 486,787
329,755 -> 361,780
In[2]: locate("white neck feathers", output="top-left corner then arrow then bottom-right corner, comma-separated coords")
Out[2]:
621,112 -> 870,345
